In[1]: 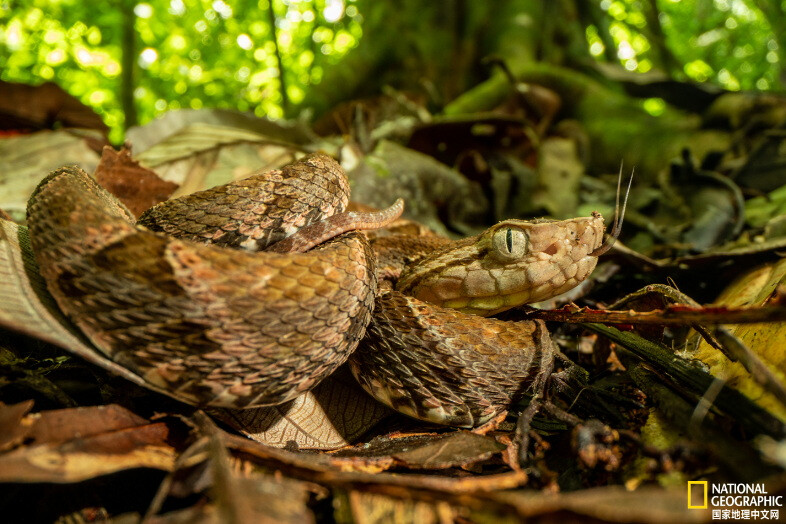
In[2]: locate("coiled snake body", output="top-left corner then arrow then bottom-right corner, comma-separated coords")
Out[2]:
26,154 -> 605,428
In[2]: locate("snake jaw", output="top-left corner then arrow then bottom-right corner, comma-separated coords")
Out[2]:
397,214 -> 606,316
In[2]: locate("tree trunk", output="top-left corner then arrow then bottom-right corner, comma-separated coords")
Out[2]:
119,0 -> 138,130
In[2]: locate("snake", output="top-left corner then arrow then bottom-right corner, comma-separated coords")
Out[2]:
26,153 -> 607,428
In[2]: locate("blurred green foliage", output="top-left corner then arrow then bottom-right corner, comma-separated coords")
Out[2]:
0,0 -> 362,142
0,0 -> 782,143
586,0 -> 782,91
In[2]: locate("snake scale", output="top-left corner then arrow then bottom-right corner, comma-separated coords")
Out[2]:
26,153 -> 606,428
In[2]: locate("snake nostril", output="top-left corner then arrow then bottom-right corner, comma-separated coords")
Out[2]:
544,242 -> 559,256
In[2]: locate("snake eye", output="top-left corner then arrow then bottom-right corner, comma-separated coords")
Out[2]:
493,226 -> 528,259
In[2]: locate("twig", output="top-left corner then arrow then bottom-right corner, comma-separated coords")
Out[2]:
517,302 -> 786,325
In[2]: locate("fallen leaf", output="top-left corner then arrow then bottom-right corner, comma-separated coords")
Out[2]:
406,115 -> 533,170
330,431 -> 505,471
0,404 -> 175,483
0,80 -> 108,135
0,400 -> 34,451
691,258 -> 786,421
134,123 -> 304,196
221,429 -> 529,493
533,136 -> 584,219
147,413 -> 314,523
126,108 -> 314,154
334,489 -> 458,523
490,486 -> 710,523
212,368 -> 392,450
95,147 -> 178,218
0,130 -> 100,220
24,404 -> 151,445
345,140 -> 488,236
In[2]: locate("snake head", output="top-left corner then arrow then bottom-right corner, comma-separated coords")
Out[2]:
396,213 -> 606,316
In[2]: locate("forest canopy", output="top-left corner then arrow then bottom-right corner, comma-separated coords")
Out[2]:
0,0 -> 783,143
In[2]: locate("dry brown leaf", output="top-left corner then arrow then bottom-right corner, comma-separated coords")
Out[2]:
330,431 -> 505,471
95,147 -> 178,217
490,486 -> 710,523
0,424 -> 174,483
212,368 -> 392,451
25,404 -> 151,445
0,405 -> 175,483
0,400 -> 35,451
147,414 -> 314,524
0,80 -> 108,135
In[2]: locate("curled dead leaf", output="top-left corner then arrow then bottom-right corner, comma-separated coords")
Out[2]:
0,404 -> 175,483
95,147 -> 178,218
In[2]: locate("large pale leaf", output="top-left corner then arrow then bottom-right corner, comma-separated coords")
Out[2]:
691,258 -> 786,421
126,108 -> 314,154
533,136 -> 584,219
134,123 -> 304,196
213,368 -> 392,451
0,130 -> 100,220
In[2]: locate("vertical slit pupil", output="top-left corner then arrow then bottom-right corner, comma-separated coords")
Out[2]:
506,228 -> 513,253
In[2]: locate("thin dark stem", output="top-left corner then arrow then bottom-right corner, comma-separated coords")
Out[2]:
120,0 -> 138,132
266,0 -> 289,115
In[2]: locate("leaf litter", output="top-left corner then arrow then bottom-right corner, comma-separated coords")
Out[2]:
2,84 -> 786,521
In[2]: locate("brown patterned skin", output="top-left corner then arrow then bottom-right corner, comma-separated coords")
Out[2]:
138,153 -> 351,251
27,153 -> 607,429
349,290 -> 554,427
27,163 -> 377,408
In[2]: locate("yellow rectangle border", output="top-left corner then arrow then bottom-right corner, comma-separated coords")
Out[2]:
688,481 -> 708,509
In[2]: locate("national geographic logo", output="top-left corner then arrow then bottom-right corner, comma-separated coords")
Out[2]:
688,481 -> 782,520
